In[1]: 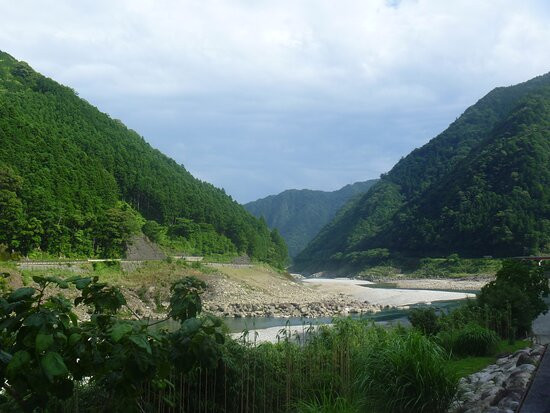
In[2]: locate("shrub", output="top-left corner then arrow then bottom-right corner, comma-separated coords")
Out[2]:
408,307 -> 440,335
437,323 -> 499,357
478,260 -> 549,336
357,330 -> 457,413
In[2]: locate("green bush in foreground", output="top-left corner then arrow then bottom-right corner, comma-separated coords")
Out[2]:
0,275 -> 224,412
478,260 -> 549,336
357,330 -> 457,413
408,307 -> 440,336
437,323 -> 499,357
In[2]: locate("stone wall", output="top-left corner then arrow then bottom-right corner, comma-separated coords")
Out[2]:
449,344 -> 546,413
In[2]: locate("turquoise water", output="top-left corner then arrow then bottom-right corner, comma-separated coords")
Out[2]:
223,298 -> 465,333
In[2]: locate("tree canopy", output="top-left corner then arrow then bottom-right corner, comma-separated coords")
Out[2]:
296,72 -> 550,272
0,51 -> 287,266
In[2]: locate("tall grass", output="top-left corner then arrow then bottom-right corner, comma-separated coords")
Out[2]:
53,319 -> 459,412
294,393 -> 362,413
437,323 -> 499,357
357,329 -> 458,413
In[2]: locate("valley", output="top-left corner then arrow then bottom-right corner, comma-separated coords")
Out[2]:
0,45 -> 549,413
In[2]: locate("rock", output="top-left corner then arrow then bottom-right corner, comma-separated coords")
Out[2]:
512,363 -> 536,374
449,346 -> 540,413
497,398 -> 519,411
516,352 -> 535,366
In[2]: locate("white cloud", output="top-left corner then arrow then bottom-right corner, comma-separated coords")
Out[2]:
0,0 -> 549,201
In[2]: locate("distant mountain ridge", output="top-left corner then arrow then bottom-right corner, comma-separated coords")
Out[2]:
244,180 -> 377,257
295,72 -> 550,273
0,50 -> 287,266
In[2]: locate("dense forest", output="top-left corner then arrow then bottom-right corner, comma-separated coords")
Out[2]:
295,72 -> 550,272
0,51 -> 287,266
244,180 -> 377,257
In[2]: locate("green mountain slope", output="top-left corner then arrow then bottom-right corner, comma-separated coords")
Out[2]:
244,180 -> 377,257
0,51 -> 287,265
295,73 -> 550,272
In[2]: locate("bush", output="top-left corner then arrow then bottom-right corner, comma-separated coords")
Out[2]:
478,260 -> 549,336
437,323 -> 499,357
357,330 -> 457,413
408,307 -> 440,335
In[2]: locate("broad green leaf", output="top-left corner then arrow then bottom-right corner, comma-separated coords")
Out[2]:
32,275 -> 48,287
41,352 -> 68,381
181,318 -> 202,335
68,311 -> 78,326
36,333 -> 54,353
111,322 -> 133,342
6,350 -> 30,377
68,333 -> 82,346
129,335 -> 152,354
8,287 -> 35,302
73,277 -> 92,290
55,332 -> 67,344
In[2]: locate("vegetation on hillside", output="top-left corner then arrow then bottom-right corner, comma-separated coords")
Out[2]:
0,51 -> 287,267
296,73 -> 550,272
244,180 -> 377,257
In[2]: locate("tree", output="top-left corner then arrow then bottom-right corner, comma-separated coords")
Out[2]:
0,166 -> 26,253
478,260 -> 549,336
142,220 -> 164,243
94,203 -> 142,257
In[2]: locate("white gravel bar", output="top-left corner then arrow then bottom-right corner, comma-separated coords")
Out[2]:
302,278 -> 475,307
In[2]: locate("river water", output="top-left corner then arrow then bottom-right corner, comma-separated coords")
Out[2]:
223,281 -> 473,333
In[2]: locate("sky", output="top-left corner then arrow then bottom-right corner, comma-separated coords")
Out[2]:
1,1 -> 550,203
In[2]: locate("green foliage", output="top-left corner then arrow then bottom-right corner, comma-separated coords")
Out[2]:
436,323 -> 499,357
408,307 -> 440,336
0,275 -> 224,412
446,340 -> 530,378
296,72 -> 550,270
142,220 -> 164,243
411,255 -> 502,278
168,277 -> 206,321
294,394 -> 362,413
478,260 -> 549,335
0,50 -> 287,266
357,330 -> 457,413
245,180 -> 377,257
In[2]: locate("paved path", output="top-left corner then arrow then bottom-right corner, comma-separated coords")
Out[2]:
519,346 -> 550,413
532,297 -> 550,345
519,297 -> 550,412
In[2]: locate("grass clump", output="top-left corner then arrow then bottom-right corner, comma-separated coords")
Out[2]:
295,393 -> 362,413
437,323 -> 499,357
357,329 -> 457,413
408,307 -> 440,336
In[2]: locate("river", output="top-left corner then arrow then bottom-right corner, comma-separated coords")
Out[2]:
226,279 -> 476,336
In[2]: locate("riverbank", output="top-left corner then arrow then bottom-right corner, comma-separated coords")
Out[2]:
378,277 -> 490,291
201,267 -> 383,318
8,260 -> 487,320
301,278 -> 476,307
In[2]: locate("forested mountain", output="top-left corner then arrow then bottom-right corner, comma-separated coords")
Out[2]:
295,72 -> 550,272
244,180 -> 377,257
0,51 -> 287,265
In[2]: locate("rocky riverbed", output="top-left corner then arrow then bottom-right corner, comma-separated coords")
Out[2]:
200,270 -> 384,318
449,344 -> 546,413
203,295 -> 383,318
